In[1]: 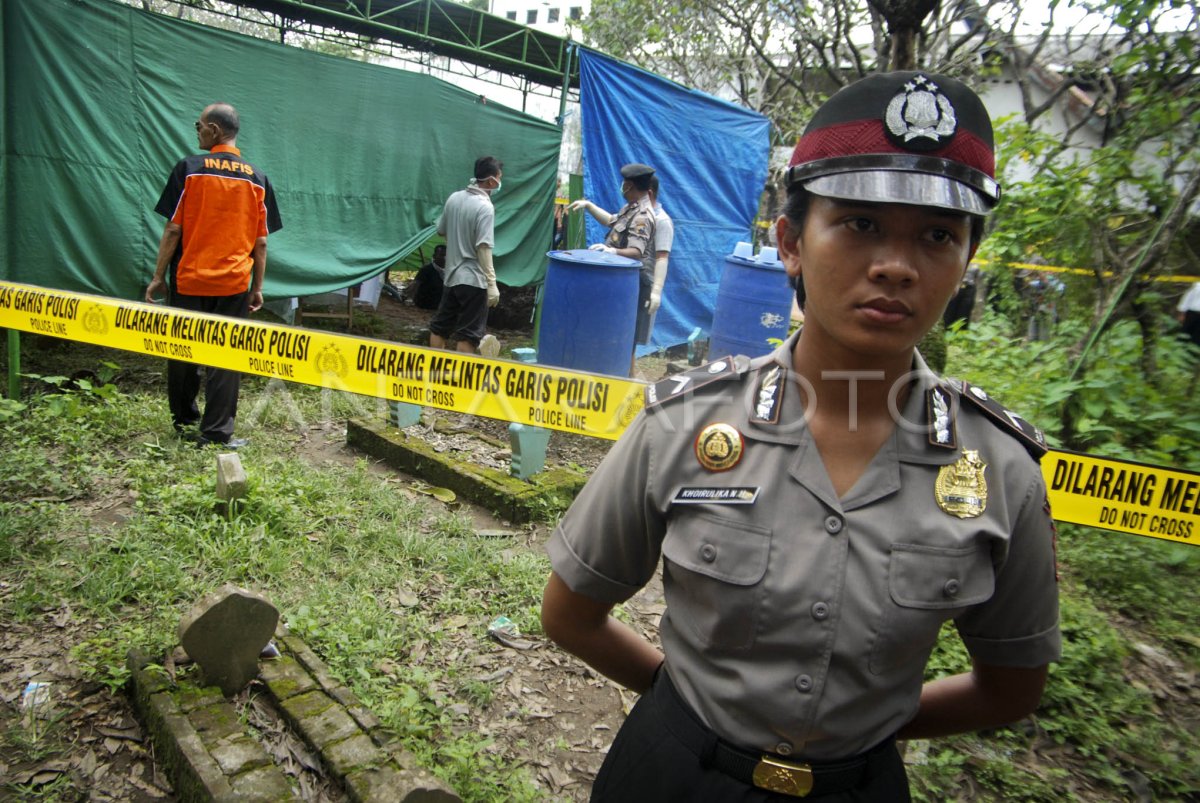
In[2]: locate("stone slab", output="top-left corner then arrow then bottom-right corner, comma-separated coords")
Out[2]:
179,585 -> 279,697
127,636 -> 460,803
215,453 -> 247,501
346,417 -> 587,523
320,732 -> 385,777
210,736 -> 272,775
222,764 -> 295,803
258,655 -> 318,700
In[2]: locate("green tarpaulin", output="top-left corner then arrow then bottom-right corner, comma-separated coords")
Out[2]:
0,0 -> 562,301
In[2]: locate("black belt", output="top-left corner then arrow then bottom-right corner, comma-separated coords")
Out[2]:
651,669 -> 897,799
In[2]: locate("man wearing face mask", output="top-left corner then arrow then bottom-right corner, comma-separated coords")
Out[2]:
568,163 -> 657,373
430,155 -> 503,354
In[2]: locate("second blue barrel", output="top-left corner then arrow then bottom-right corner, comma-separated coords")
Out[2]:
538,249 -> 641,377
708,251 -> 792,359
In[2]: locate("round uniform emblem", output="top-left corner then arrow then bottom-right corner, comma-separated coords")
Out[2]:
884,74 -> 957,151
695,423 -> 744,472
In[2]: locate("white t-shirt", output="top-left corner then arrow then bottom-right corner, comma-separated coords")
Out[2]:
436,185 -> 495,289
1177,282 -> 1200,313
653,204 -> 674,254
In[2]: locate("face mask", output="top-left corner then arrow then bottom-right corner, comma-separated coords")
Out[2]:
489,178 -> 502,195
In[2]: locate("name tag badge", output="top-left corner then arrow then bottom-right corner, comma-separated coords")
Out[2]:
673,487 -> 760,505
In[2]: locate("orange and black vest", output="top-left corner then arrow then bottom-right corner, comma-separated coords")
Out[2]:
154,143 -> 283,296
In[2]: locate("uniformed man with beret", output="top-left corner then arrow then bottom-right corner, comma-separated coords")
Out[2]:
542,72 -> 1061,801
569,163 -> 658,374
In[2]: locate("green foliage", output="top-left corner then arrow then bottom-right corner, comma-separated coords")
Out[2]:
946,314 -> 1200,467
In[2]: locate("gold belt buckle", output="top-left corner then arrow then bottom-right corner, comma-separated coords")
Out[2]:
752,755 -> 814,798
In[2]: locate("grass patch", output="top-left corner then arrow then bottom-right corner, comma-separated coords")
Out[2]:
0,372 -> 552,800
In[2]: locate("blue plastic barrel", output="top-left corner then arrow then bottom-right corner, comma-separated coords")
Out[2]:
708,252 -> 792,359
538,249 -> 641,377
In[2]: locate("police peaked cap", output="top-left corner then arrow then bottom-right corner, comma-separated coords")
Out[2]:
786,71 -> 1000,215
620,163 -> 656,190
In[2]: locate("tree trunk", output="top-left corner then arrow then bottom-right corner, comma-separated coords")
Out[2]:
1131,293 -> 1160,384
890,28 -> 918,70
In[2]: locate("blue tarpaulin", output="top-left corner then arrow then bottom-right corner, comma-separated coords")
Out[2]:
577,48 -> 771,354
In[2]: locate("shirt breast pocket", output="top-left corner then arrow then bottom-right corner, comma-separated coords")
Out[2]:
868,543 -> 995,676
662,512 -> 771,651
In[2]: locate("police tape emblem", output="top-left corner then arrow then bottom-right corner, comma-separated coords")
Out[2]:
313,343 -> 349,379
618,391 -> 644,429
82,304 -> 108,336
695,423 -> 744,472
935,449 -> 988,518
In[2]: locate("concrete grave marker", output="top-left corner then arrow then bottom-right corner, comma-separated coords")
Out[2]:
179,585 -> 278,696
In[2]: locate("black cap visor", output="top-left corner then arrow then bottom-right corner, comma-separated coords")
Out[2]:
787,154 -> 1000,216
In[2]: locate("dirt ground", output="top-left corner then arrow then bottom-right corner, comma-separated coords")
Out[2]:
0,292 -> 675,801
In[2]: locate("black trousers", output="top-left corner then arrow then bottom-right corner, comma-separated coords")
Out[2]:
592,671 -> 911,803
167,288 -> 250,444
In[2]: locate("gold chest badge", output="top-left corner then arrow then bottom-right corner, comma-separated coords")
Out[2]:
935,449 -> 988,518
695,423 -> 744,472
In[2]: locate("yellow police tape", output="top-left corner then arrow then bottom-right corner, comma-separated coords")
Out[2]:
3,280 -> 1197,546
0,281 -> 644,441
1043,451 -> 1198,546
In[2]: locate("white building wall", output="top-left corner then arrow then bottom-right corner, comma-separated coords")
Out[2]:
488,0 -> 589,37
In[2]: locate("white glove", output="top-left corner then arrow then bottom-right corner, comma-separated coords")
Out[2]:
649,256 -> 668,314
478,245 -> 500,308
570,199 -> 614,226
589,243 -> 616,254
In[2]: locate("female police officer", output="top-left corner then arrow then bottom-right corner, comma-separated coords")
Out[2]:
541,71 -> 1060,801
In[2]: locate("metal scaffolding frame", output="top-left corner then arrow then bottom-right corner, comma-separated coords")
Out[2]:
139,0 -> 580,117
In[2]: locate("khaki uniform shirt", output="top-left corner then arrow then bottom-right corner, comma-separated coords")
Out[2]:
604,196 -> 656,278
547,331 -> 1061,761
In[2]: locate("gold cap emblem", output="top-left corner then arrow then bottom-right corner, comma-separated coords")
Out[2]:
935,449 -> 987,518
695,423 -> 744,472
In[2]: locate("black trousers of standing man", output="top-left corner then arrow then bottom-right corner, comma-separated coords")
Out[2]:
166,286 -> 251,445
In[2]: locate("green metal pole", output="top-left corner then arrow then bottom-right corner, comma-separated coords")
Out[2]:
557,42 -> 574,127
6,329 -> 19,400
534,47 -> 578,353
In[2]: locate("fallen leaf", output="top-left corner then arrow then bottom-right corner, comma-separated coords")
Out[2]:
30,770 -> 65,786
97,725 -> 141,741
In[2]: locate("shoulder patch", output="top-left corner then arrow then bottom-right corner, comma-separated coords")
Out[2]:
952,379 -> 1048,460
646,356 -> 747,407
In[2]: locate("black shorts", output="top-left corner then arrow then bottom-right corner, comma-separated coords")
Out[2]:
635,275 -> 657,346
429,284 -> 488,347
